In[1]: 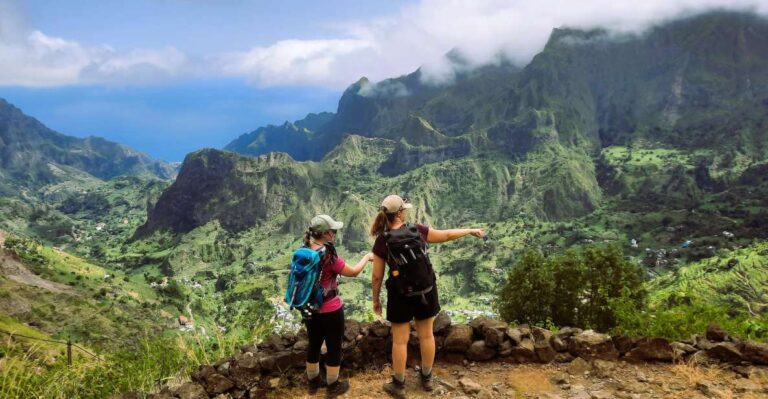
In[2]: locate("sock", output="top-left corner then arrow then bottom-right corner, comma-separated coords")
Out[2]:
421,366 -> 432,376
394,373 -> 405,383
306,363 -> 320,380
326,370 -> 339,385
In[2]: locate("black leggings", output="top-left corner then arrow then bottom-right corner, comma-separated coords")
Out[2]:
306,307 -> 344,367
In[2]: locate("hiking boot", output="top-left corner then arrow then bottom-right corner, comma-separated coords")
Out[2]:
326,379 -> 350,397
308,375 -> 324,394
383,376 -> 406,398
420,371 -> 434,391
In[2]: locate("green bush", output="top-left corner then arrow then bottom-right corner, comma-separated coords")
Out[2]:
496,244 -> 646,331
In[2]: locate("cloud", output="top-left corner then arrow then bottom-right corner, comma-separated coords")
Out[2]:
1,0 -> 767,88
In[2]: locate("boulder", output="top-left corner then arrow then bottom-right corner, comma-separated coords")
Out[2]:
174,382 -> 208,399
191,365 -> 216,384
506,327 -> 523,345
531,327 -> 553,344
706,324 -> 729,343
258,334 -> 285,351
292,339 -> 308,352
554,352 -> 575,363
555,327 -> 582,341
706,342 -> 743,363
203,374 -> 235,396
550,336 -> 568,352
433,311 -> 452,335
738,341 -> 768,365
611,335 -> 634,355
445,324 -> 474,353
370,320 -> 391,337
344,319 -> 361,341
467,340 -> 496,361
229,352 -> 261,389
568,330 -> 618,360
566,357 -> 591,375
625,338 -> 674,362
535,340 -> 557,363
498,340 -> 514,357
506,343 -> 537,363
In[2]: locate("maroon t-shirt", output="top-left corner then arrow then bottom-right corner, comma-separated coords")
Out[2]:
372,223 -> 430,262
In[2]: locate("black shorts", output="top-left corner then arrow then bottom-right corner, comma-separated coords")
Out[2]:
386,283 -> 441,324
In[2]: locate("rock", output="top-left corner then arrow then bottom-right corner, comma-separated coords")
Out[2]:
567,357 -> 591,375
732,378 -> 762,393
551,372 -> 570,385
611,335 -> 634,355
694,336 -> 715,351
469,317 -> 508,348
590,390 -> 613,399
292,339 -> 308,352
174,382 -> 208,399
706,324 -> 729,342
535,340 -> 557,363
507,345 -> 537,363
551,336 -> 568,352
519,337 -> 534,352
258,334 -> 285,351
467,340 -> 497,361
671,341 -> 697,355
554,352 -> 575,363
625,338 -> 673,362
506,327 -> 523,345
458,377 -> 482,395
498,340 -> 514,357
204,374 -> 235,395
191,365 -> 216,384
433,311 -> 452,335
706,342 -> 743,363
531,327 -> 553,343
229,352 -> 261,389
738,341 -> 768,365
445,324 -> 474,353
344,319 -> 361,341
568,330 -> 618,360
591,359 -> 616,378
370,320 -> 391,337
555,327 -> 582,341
696,380 -> 717,396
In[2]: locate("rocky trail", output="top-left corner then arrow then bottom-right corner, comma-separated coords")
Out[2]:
274,359 -> 767,399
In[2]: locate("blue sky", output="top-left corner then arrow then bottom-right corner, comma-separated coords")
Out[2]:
1,0 -> 765,161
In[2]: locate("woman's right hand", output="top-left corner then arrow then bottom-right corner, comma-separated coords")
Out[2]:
373,299 -> 382,316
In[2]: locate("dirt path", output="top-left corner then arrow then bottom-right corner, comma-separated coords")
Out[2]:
0,250 -> 71,293
273,360 -> 767,399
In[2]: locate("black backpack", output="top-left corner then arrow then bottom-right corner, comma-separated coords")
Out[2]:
383,223 -> 435,303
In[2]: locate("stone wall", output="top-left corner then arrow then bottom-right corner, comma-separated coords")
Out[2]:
147,313 -> 768,399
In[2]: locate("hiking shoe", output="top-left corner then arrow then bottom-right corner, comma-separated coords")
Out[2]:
326,379 -> 349,397
420,371 -> 434,391
383,376 -> 406,398
308,375 -> 324,394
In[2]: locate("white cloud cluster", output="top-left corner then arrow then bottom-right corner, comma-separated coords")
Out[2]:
1,0 -> 767,88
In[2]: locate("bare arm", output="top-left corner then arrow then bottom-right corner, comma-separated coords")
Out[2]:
340,252 -> 373,277
371,254 -> 385,315
427,227 -> 484,243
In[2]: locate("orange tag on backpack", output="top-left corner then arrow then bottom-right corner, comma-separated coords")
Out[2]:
392,270 -> 400,277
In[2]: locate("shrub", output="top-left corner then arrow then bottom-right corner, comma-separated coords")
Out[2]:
496,244 -> 646,331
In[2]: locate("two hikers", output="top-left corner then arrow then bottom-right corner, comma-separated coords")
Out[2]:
287,196 -> 483,397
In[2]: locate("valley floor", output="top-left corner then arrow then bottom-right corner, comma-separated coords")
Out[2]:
272,360 -> 767,399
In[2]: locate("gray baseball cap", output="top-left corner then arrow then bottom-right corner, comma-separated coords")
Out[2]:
309,214 -> 344,232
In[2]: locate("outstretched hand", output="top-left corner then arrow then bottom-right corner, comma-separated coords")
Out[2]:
373,300 -> 382,316
469,229 -> 485,238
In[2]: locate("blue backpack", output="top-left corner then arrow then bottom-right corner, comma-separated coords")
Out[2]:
284,245 -> 332,320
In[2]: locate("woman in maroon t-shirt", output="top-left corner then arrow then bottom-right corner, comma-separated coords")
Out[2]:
370,195 -> 484,397
303,214 -> 373,396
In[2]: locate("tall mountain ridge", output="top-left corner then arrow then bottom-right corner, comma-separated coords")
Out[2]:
144,11 -> 768,242
0,99 -> 176,197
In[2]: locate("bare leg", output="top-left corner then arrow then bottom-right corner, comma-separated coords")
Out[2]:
414,317 -> 436,373
391,322 -> 411,378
